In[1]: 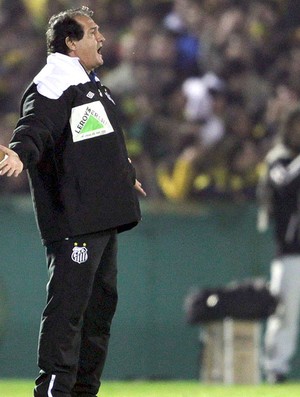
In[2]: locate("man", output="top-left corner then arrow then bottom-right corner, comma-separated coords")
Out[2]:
0,6 -> 145,397
257,105 -> 300,383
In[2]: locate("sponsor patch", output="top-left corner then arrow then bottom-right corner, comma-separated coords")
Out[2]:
70,101 -> 114,142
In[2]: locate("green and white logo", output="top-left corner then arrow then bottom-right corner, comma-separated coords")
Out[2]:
70,101 -> 114,142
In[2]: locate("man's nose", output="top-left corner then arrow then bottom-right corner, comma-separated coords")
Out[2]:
97,31 -> 105,42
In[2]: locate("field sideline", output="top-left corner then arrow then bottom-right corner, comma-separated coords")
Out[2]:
1,380 -> 300,397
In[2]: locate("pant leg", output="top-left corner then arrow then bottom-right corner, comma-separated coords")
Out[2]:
264,255 -> 300,376
34,231 -> 114,397
71,231 -> 118,396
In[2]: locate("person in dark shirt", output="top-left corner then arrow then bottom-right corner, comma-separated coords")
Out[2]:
257,105 -> 300,383
0,6 -> 145,397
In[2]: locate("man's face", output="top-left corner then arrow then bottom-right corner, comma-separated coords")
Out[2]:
69,15 -> 105,72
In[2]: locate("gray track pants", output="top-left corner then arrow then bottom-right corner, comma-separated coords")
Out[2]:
264,255 -> 300,376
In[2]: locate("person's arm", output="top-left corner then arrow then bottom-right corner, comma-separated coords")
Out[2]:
8,77 -> 72,173
0,87 -> 64,178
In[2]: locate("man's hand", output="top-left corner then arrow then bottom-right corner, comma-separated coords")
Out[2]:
0,145 -> 24,177
134,179 -> 147,197
128,158 -> 146,197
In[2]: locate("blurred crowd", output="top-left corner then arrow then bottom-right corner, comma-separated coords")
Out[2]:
1,0 -> 300,202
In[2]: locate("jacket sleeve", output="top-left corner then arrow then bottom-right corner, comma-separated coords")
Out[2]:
9,85 -> 71,169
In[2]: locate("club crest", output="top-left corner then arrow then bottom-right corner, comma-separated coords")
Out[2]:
71,242 -> 88,264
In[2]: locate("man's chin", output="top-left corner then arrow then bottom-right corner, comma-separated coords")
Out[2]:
97,55 -> 104,66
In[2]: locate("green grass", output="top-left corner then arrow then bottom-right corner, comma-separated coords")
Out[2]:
1,379 -> 300,397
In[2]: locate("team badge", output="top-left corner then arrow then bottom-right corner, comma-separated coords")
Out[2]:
71,242 -> 88,264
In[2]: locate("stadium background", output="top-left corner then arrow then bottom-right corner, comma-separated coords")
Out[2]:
1,0 -> 300,383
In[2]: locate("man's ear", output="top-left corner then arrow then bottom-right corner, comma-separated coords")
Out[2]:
65,36 -> 76,51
